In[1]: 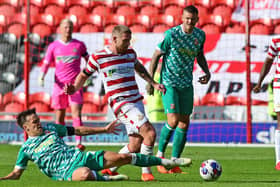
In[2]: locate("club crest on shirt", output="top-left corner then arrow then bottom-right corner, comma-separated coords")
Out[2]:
170,104 -> 175,109
194,38 -> 199,45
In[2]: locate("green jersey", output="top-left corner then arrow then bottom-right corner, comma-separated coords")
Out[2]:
157,25 -> 206,88
15,123 -> 85,181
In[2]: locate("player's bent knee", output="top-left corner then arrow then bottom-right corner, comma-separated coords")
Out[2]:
72,167 -> 95,181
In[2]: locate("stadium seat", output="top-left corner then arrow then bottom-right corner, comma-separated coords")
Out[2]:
116,5 -> 136,16
211,0 -> 236,9
140,5 -> 160,16
151,14 -> 178,27
32,13 -> 56,27
196,4 -> 209,17
32,24 -> 53,40
114,0 -> 138,8
44,4 -> 64,16
0,0 -> 20,9
134,14 -> 152,28
250,23 -> 271,35
30,92 -> 51,105
43,0 -> 67,9
0,14 -> 8,28
193,0 -> 211,8
152,24 -> 170,33
91,0 -> 114,9
83,92 -> 102,106
163,0 -> 187,8
138,0 -> 163,9
212,4 -> 232,27
66,0 -> 92,10
225,23 -> 245,33
29,0 -> 43,8
201,23 -> 221,34
79,23 -> 99,33
21,3 -> 40,16
164,5 -> 183,16
225,96 -> 246,105
78,14 -> 103,28
0,4 -> 15,17
7,23 -> 24,38
200,92 -> 225,106
4,102 -> 24,113
91,5 -> 112,16
58,14 -> 79,31
67,4 -> 88,17
274,24 -> 280,34
130,24 -> 148,33
30,102 -> 50,112
82,102 -> 99,113
3,92 -> 26,106
103,14 -> 129,26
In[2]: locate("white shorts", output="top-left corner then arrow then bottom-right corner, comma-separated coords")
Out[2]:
274,87 -> 280,112
117,101 -> 148,135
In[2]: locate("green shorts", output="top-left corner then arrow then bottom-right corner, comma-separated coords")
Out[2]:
162,85 -> 194,115
64,150 -> 105,181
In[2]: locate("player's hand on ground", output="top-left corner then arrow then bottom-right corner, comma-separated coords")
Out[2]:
146,83 -> 154,95
105,120 -> 121,135
253,84 -> 261,93
154,83 -> 166,95
64,84 -> 76,95
198,73 -> 211,84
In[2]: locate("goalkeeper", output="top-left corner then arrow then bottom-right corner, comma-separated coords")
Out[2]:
0,108 -> 191,181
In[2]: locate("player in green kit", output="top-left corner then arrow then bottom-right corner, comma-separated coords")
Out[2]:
147,5 -> 211,174
0,108 -> 191,181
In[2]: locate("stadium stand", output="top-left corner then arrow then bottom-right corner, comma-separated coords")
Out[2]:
42,0 -> 67,10
116,5 -> 136,16
152,24 -> 170,33
67,4 -> 88,17
91,5 -> 112,16
29,92 -> 51,106
225,96 -> 246,105
163,0 -> 187,8
164,5 -> 183,16
140,4 -> 160,16
194,0 -> 211,9
200,92 -> 225,106
130,24 -> 148,33
78,14 -> 103,29
113,0 -> 138,8
201,23 -> 221,34
194,95 -> 200,106
66,0 -> 92,10
211,0 -> 236,9
7,23 -> 24,38
79,23 -> 99,33
225,23 -> 245,33
151,14 -> 178,27
274,24 -> 280,34
138,0 -> 163,9
0,4 -> 16,17
250,23 -> 271,35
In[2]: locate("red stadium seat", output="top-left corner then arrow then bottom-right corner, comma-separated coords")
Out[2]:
103,14 -> 129,26
194,95 -> 200,106
32,13 -> 56,27
138,0 -> 162,9
250,23 -> 271,35
130,24 -> 148,33
79,23 -> 99,33
4,102 -> 24,113
140,5 -> 160,16
134,14 -> 152,28
0,4 -> 15,17
201,23 -> 221,34
79,14 -> 103,28
44,4 -> 64,16
225,23 -> 245,33
0,14 -> 8,28
66,0 -> 91,9
3,92 -> 26,105
196,4 -> 209,17
193,0 -> 211,8
7,23 -> 24,38
91,0 -> 114,9
21,3 -> 40,16
43,0 -> 66,8
151,14 -> 178,27
116,5 -> 136,16
32,23 -> 53,39
104,24 -> 117,33
225,96 -> 246,105
164,5 -> 183,16
211,0 -> 236,9
83,92 -> 102,106
30,102 -> 50,112
29,0 -> 43,8
152,24 -> 170,33
0,0 -> 20,8
200,93 -> 225,106
163,0 -> 187,8
82,102 -> 99,113
274,24 -> 280,34
30,92 -> 51,105
91,5 -> 112,16
68,4 -> 88,17
212,4 -> 232,20
114,0 -> 138,8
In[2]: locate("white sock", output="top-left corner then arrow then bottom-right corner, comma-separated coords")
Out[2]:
91,170 -> 98,181
140,144 -> 153,174
156,150 -> 164,158
110,145 -> 131,172
275,129 -> 280,164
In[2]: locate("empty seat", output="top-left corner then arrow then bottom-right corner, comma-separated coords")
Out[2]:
0,4 -> 15,16
134,14 -> 152,28
82,102 -> 99,113
212,4 -> 232,18
32,23 -> 52,39
44,4 -> 64,16
79,14 -> 103,28
0,0 -> 20,9
163,0 -> 187,8
79,23 -> 99,33
274,24 -> 280,34
68,4 -> 88,17
225,24 -> 245,33
164,5 -> 183,16
32,13 -> 56,27
30,102 -> 50,112
103,14 -> 129,26
0,14 -> 8,28
66,0 -> 91,9
201,23 -> 221,34
250,23 -> 270,35
194,0 -> 211,8
196,4 -> 209,17
114,0 -> 138,8
4,102 -> 24,112
91,5 -> 111,16
130,24 -> 148,33
43,0 -> 66,8
3,92 -> 26,105
211,0 -> 236,9
83,92 -> 102,105
225,96 -> 246,105
91,0 -> 114,8
104,24 -> 117,33
21,3 -> 40,16
152,24 -> 170,33
7,23 -> 24,38
116,5 -> 136,16
140,5 -> 159,16
138,0 -> 162,9
200,93 -> 225,106
151,14 -> 178,27
30,92 -> 51,105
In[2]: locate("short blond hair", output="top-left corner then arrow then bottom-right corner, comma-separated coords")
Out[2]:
60,19 -> 73,27
112,25 -> 131,36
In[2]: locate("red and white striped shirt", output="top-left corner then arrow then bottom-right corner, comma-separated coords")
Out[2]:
84,46 -> 143,114
267,37 -> 280,85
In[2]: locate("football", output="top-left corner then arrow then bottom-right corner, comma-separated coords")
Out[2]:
199,159 -> 222,181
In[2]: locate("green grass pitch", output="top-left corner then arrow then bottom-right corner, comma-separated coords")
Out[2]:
0,144 -> 280,187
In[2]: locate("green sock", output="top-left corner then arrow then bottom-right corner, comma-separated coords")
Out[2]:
158,123 -> 174,154
172,127 -> 187,158
133,153 -> 162,167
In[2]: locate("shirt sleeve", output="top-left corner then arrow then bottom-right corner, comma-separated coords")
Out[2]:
157,29 -> 172,54
83,54 -> 98,76
80,42 -> 89,60
15,147 -> 29,170
41,43 -> 55,74
267,38 -> 278,59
